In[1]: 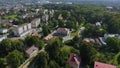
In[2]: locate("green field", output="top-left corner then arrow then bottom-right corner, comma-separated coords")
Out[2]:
3,15 -> 17,19
70,30 -> 79,37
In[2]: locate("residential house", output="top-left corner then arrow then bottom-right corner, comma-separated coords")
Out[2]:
31,32 -> 38,36
104,34 -> 117,39
44,34 -> 53,41
0,35 -> 7,42
43,9 -> 48,14
31,18 -> 41,28
94,61 -> 117,68
83,38 -> 95,43
53,28 -> 70,37
99,34 -> 120,45
0,29 -> 8,34
25,45 -> 39,57
95,22 -> 101,27
42,14 -> 49,22
68,53 -> 81,68
106,6 -> 113,11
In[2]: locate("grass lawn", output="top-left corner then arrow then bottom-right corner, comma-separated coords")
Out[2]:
61,45 -> 79,54
3,14 -> 17,19
61,45 -> 73,53
70,30 -> 79,37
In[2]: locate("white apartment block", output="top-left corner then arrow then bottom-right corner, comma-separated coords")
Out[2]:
13,18 -> 41,37
13,23 -> 32,37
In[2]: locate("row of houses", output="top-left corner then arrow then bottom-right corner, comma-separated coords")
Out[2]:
99,34 -> 120,45
68,53 -> 117,68
83,33 -> 120,46
13,18 -> 40,37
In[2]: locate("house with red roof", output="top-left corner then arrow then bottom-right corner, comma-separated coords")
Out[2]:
53,28 -> 70,37
94,61 -> 117,68
68,53 -> 81,68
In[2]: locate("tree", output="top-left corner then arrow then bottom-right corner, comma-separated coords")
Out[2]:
68,36 -> 82,49
80,42 -> 98,64
7,50 -> 23,68
82,23 -> 106,38
61,10 -> 70,19
0,58 -> 6,68
12,39 -> 24,52
107,16 -> 120,34
25,36 -> 44,49
45,37 -> 62,59
53,20 -> 58,27
55,50 -> 69,67
66,20 -> 75,30
0,39 -> 13,57
35,52 -> 49,68
0,39 -> 24,57
42,25 -> 51,36
106,37 -> 120,53
48,60 -> 60,68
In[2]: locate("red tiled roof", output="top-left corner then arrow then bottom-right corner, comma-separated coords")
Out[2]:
58,28 -> 67,31
94,61 -> 117,68
68,53 -> 81,66
44,34 -> 53,41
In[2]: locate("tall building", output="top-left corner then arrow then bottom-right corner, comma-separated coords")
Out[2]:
13,23 -> 32,37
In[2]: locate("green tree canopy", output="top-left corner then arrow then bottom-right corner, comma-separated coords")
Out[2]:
7,50 -> 23,68
80,42 -> 98,64
45,37 -> 63,59
106,37 -> 120,53
35,52 -> 49,68
25,36 -> 44,49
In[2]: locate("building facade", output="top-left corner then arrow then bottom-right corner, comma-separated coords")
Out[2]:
31,18 -> 41,28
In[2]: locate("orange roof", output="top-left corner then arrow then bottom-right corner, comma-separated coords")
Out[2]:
58,28 -> 67,31
94,61 -> 117,68
44,34 -> 53,41
31,32 -> 38,36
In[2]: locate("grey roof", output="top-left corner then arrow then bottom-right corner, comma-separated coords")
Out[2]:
25,45 -> 38,55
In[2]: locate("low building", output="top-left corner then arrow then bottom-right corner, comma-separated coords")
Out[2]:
31,32 -> 38,36
53,28 -> 70,37
31,18 -> 41,28
0,29 -> 8,34
0,35 -> 7,42
106,6 -> 113,11
83,38 -> 95,43
25,45 -> 39,57
94,61 -> 117,68
42,14 -> 49,22
44,34 -> 53,41
95,22 -> 101,27
68,53 -> 81,68
104,34 -> 118,39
